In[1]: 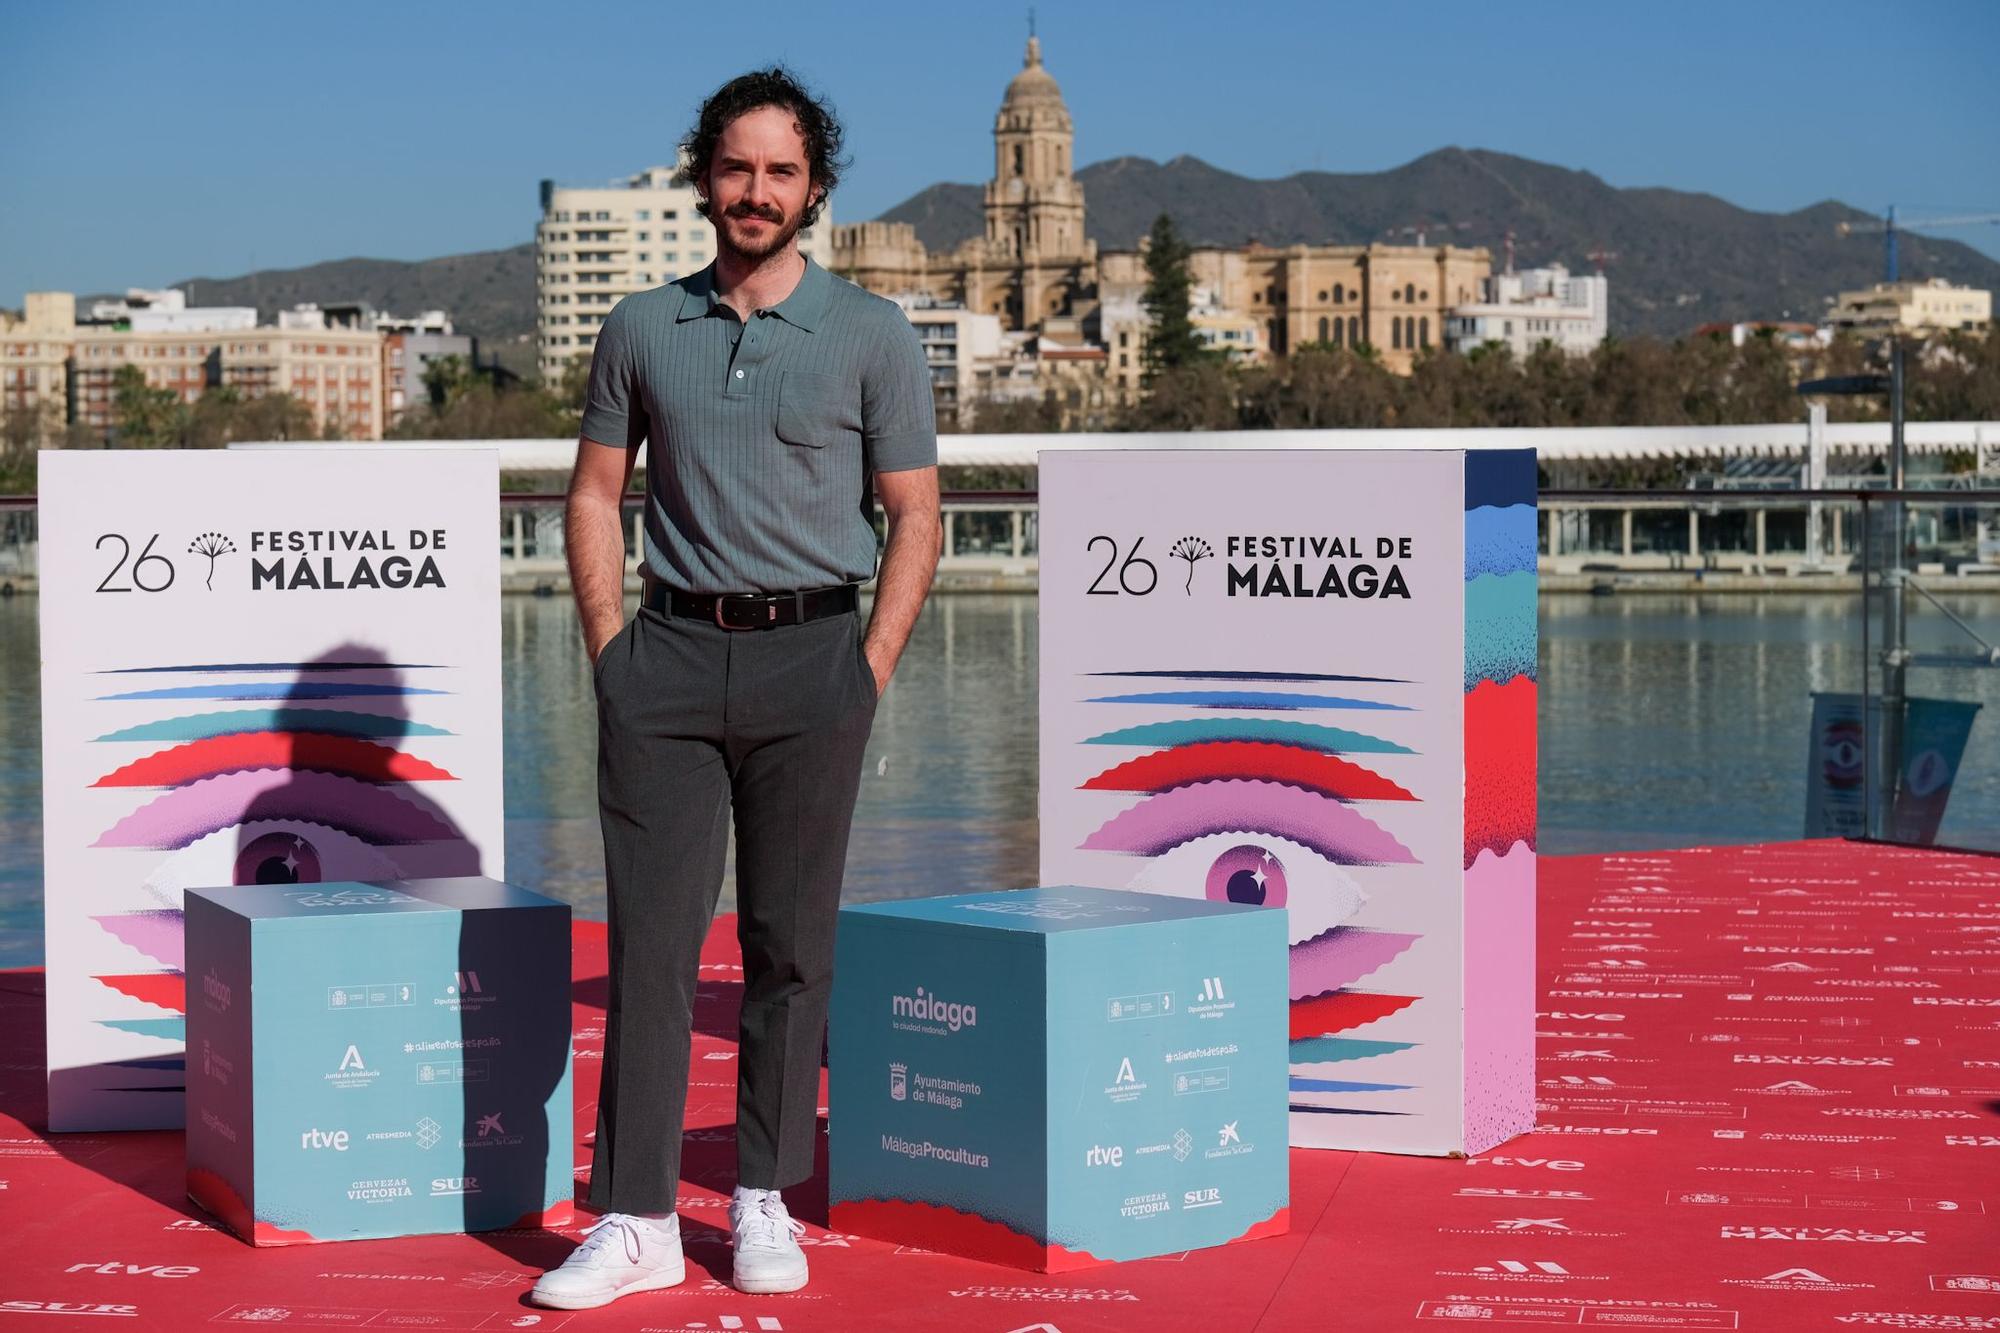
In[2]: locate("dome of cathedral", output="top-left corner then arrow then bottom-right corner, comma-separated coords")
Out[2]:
1001,36 -> 1066,110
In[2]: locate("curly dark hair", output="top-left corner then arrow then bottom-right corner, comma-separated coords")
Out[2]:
681,67 -> 848,230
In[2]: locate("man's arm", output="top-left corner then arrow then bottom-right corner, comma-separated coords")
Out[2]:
565,438 -> 638,664
862,465 -> 941,695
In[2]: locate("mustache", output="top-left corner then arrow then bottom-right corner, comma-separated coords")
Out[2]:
726,202 -> 785,223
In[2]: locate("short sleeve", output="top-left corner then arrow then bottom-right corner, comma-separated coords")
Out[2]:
580,300 -> 649,449
860,310 -> 938,473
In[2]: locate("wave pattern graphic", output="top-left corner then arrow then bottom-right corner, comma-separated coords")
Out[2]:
98,1018 -> 186,1041
1289,1037 -> 1418,1063
1464,573 -> 1536,692
92,732 -> 458,788
90,911 -> 186,970
96,709 -> 454,743
1083,780 -> 1417,865
98,682 -> 446,702
1082,742 -> 1415,802
1088,669 -> 1408,683
1289,927 -> 1421,999
101,661 -> 445,673
1084,690 -> 1410,712
1464,505 -> 1538,579
1085,718 -> 1415,754
1464,678 -> 1537,866
1289,990 -> 1419,1039
93,769 -> 461,849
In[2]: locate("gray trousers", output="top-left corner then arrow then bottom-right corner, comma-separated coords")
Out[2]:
586,604 -> 877,1213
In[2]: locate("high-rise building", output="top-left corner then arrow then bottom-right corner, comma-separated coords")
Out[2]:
534,165 -> 835,379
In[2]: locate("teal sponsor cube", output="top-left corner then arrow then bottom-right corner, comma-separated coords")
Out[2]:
829,886 -> 1288,1270
183,878 -> 574,1245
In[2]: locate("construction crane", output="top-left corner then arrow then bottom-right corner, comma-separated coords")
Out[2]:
1835,206 -> 2000,282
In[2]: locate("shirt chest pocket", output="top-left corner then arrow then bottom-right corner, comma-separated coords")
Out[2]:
774,370 -> 861,449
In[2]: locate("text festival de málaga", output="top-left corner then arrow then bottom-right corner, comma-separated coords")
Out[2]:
1224,534 -> 1414,599
247,528 -> 449,591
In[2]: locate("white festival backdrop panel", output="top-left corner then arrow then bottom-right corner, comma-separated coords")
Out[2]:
38,448 -> 504,1132
1038,448 -> 1469,1154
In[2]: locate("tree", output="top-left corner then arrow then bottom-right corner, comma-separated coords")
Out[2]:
235,392 -> 316,441
1120,358 -> 1236,431
1140,213 -> 1205,380
111,365 -> 184,447
968,393 -> 1064,434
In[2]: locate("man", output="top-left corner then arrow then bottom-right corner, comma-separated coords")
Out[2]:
531,68 -> 940,1310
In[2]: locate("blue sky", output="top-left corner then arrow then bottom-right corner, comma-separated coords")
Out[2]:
3,0 -> 1996,302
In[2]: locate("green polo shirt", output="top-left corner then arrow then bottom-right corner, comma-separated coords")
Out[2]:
580,256 -> 937,595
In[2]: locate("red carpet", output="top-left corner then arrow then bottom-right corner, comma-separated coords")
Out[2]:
2,840 -> 1997,1331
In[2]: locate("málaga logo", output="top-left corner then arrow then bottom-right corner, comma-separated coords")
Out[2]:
890,986 -> 978,1034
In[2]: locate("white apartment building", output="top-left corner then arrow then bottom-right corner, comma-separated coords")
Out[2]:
535,165 -> 835,377
890,295 -> 1004,428
89,287 -> 257,334
1446,263 -> 1608,359
1828,277 -> 1991,338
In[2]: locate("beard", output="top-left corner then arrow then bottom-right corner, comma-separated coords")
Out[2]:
716,200 -> 806,263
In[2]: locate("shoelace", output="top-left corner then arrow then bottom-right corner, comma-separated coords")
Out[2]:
574,1213 -> 651,1266
734,1192 -> 806,1253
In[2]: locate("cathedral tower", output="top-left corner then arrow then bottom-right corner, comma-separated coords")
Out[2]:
980,35 -> 1093,327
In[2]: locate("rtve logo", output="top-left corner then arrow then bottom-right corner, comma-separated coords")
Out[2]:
1084,1144 -> 1124,1168
300,1127 -> 350,1151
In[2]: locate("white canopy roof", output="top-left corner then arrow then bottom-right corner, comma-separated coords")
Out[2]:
235,421 -> 1999,472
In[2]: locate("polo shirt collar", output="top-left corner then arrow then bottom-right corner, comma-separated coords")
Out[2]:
673,255 -> 828,333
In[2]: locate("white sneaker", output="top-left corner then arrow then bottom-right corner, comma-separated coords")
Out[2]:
529,1212 -> 685,1310
730,1186 -> 808,1293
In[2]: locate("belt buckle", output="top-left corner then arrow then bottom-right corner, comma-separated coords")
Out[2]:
714,594 -> 774,631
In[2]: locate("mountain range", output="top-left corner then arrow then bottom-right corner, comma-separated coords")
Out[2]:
881,148 -> 2000,336
122,148 -> 2000,370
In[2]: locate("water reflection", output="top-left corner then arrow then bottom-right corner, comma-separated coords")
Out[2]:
4,591 -> 1998,967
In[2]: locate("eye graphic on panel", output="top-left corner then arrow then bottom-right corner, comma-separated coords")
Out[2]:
1073,668 -> 1426,1118
82,659 -> 473,1081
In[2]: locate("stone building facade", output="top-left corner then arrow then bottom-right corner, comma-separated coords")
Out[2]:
830,35 -> 1491,384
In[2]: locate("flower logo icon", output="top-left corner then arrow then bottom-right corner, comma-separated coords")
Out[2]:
187,532 -> 237,590
1169,536 -> 1213,594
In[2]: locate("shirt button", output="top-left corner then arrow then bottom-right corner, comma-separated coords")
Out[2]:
734,369 -> 744,379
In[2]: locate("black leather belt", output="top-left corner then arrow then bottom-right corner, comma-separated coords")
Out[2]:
646,580 -> 859,631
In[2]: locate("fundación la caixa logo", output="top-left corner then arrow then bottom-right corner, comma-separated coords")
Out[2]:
1080,532 -> 1416,600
